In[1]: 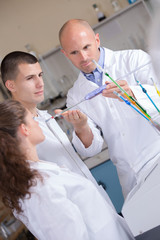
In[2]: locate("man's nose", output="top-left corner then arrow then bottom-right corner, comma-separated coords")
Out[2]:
36,76 -> 44,88
79,51 -> 87,61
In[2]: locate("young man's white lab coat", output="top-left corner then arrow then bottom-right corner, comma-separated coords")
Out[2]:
35,110 -> 112,206
14,160 -> 134,240
67,48 -> 160,198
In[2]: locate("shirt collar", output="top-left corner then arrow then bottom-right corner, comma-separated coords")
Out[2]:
82,47 -> 105,78
96,47 -> 105,72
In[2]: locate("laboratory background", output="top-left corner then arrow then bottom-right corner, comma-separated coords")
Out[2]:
0,0 -> 160,239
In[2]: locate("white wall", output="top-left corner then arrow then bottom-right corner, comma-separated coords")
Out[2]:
0,0 -> 128,58
147,0 -> 160,14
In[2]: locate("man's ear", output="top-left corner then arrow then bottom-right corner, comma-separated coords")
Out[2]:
60,48 -> 67,57
5,80 -> 16,93
19,124 -> 29,137
95,33 -> 100,48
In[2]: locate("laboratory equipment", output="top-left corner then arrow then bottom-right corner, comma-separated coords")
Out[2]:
93,59 -> 160,132
113,91 -> 160,132
122,157 -> 160,236
151,78 -> 160,98
135,78 -> 160,113
128,0 -> 137,4
92,3 -> 106,22
92,59 -> 151,120
116,61 -> 151,81
46,83 -> 107,122
113,91 -> 149,121
111,0 -> 121,12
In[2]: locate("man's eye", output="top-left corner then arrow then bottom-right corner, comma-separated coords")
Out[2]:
84,45 -> 90,50
27,77 -> 32,80
71,51 -> 78,55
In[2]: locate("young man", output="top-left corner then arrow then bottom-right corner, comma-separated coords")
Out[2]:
0,51 -> 135,239
59,19 -> 160,198
0,51 -> 105,198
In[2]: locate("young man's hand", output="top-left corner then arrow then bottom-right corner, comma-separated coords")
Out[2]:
54,109 -> 93,148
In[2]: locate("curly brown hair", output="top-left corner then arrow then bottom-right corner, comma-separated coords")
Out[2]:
0,100 -> 41,213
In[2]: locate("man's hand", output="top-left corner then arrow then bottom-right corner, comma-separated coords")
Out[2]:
54,109 -> 87,129
102,80 -> 135,101
54,109 -> 93,148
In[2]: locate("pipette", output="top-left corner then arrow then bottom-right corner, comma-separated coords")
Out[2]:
113,91 -> 150,121
113,91 -> 160,132
151,78 -> 160,98
46,83 -> 107,122
135,78 -> 160,114
116,61 -> 151,81
92,59 -> 151,121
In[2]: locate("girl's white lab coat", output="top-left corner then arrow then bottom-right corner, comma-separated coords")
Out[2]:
67,48 -> 160,197
14,161 -> 134,240
35,110 -> 113,207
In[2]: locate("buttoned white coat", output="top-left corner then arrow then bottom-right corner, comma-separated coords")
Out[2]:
67,48 -> 160,197
14,161 -> 134,240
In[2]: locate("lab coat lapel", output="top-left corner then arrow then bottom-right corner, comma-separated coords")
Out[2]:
38,110 -> 69,142
102,48 -> 122,84
29,160 -> 60,175
75,73 -> 112,128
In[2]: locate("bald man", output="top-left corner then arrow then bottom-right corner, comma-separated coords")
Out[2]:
59,19 -> 160,198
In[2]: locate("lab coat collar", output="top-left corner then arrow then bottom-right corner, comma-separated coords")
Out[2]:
102,48 -> 117,85
77,72 -> 100,89
37,109 -> 48,118
104,48 -> 116,67
29,160 -> 62,175
77,48 -> 116,86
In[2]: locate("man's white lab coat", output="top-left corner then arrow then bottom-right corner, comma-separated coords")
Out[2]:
67,48 -> 160,198
14,160 -> 134,240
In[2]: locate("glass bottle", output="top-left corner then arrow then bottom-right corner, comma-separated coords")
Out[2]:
111,0 -> 121,12
92,4 -> 106,22
128,0 -> 137,4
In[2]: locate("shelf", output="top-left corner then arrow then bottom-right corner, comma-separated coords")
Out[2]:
0,201 -> 26,240
0,208 -> 11,224
8,225 -> 26,240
